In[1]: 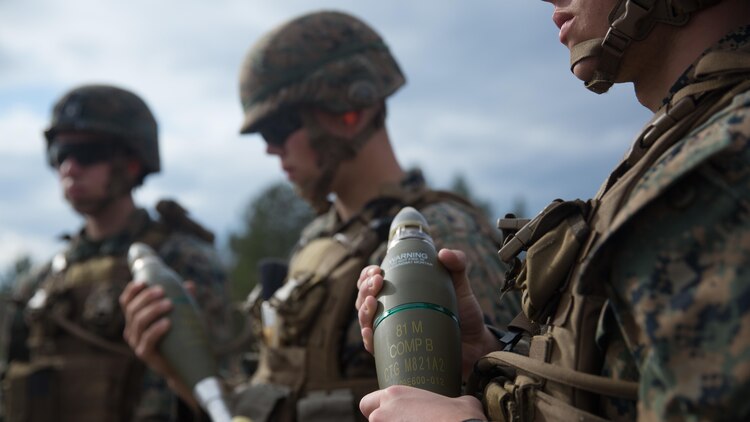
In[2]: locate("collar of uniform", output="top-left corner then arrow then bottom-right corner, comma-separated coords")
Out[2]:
310,169 -> 428,238
374,168 -> 426,199
662,24 -> 750,107
346,169 -> 427,226
65,208 -> 153,262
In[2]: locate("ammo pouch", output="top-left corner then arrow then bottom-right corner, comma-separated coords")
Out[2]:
231,384 -> 358,422
499,199 -> 590,323
3,359 -> 60,422
250,232 -> 376,422
297,389 -> 356,422
476,199 -> 638,421
231,382 -> 291,422
3,354 -> 144,422
262,237 -> 341,347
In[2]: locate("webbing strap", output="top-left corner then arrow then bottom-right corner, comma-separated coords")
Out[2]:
570,38 -> 603,71
673,75 -> 748,104
508,312 -> 539,336
49,311 -> 134,357
695,50 -> 750,77
534,390 -> 612,422
477,351 -> 638,400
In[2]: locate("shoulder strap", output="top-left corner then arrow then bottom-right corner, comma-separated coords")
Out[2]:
48,311 -> 133,357
475,351 -> 638,400
156,199 -> 215,244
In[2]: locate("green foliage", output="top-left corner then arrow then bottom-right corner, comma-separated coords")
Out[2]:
1,256 -> 32,369
0,255 -> 32,296
227,182 -> 314,301
448,173 -> 529,220
449,173 -> 494,219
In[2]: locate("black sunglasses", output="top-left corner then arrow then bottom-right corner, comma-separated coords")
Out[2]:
47,142 -> 119,168
258,110 -> 304,147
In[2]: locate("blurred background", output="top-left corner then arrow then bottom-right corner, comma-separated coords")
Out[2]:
0,0 -> 651,299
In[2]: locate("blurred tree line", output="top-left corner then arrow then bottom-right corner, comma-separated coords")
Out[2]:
0,256 -> 32,296
0,173 -> 528,379
226,182 -> 315,301
225,172 -> 527,301
0,173 -> 527,304
0,256 -> 32,366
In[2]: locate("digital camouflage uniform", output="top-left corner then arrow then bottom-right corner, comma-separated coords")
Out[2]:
593,25 -> 750,420
472,21 -> 750,422
2,204 -> 229,422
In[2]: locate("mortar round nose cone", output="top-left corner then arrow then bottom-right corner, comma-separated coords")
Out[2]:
128,242 -> 156,267
388,206 -> 430,241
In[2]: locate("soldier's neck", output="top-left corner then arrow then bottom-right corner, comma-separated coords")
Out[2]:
633,2 -> 750,111
84,195 -> 137,241
332,130 -> 405,222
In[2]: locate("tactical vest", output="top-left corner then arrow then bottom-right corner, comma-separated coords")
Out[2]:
3,200 -> 213,422
240,185 -> 499,422
470,41 -> 750,421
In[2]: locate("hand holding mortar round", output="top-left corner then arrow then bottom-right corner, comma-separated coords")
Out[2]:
128,243 -> 233,422
373,207 -> 461,397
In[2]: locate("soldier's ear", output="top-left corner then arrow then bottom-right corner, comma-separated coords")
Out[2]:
341,111 -> 361,126
312,108 -> 372,139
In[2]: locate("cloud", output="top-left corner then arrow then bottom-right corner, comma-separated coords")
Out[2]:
0,0 -> 652,271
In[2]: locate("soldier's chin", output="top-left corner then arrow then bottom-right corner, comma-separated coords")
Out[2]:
571,59 -> 598,83
66,196 -> 103,215
292,182 -> 316,206
293,181 -> 329,212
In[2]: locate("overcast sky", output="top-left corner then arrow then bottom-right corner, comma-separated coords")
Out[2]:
0,0 -> 652,272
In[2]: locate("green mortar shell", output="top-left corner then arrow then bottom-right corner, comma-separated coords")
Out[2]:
128,243 -> 218,390
373,207 -> 461,397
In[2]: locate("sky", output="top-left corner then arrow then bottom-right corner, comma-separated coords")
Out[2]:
0,0 -> 652,272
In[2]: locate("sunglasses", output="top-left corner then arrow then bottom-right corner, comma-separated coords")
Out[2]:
258,111 -> 304,147
47,142 -> 119,168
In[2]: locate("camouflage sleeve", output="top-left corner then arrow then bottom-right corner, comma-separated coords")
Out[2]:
420,202 -> 521,329
607,103 -> 750,420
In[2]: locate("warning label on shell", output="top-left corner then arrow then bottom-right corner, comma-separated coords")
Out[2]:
384,251 -> 433,268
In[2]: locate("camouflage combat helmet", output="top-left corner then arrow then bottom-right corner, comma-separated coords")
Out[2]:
571,0 -> 722,94
238,10 -> 406,134
45,84 -> 160,175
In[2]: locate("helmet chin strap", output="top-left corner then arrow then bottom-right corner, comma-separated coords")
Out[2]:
300,107 -> 385,213
570,0 -> 654,94
570,38 -> 610,93
570,0 -> 719,94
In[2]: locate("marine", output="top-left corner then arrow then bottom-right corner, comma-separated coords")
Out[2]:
355,0 -> 750,420
121,10 -> 521,422
0,84 -> 230,422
